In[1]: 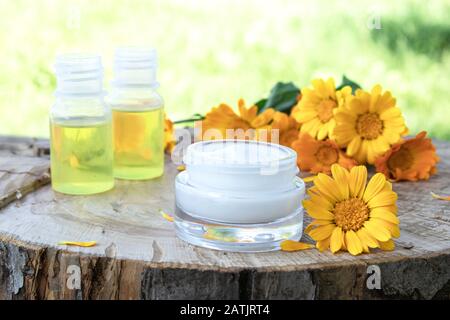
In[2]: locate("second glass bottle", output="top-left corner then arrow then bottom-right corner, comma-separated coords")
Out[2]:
108,47 -> 165,180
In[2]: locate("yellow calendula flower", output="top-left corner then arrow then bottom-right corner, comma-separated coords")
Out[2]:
334,85 -> 408,164
292,78 -> 352,140
304,164 -> 400,256
199,99 -> 274,140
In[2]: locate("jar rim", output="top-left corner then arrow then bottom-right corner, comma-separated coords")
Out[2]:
184,139 -> 297,169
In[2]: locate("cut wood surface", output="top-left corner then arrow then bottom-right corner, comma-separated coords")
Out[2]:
0,136 -> 449,299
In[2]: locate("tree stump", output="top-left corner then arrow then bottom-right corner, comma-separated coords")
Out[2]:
0,136 -> 449,300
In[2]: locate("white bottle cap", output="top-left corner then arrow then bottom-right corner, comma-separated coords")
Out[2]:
54,54 -> 103,96
112,47 -> 159,88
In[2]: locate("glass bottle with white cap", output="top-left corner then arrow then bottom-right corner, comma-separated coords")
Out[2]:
108,47 -> 164,180
50,54 -> 114,195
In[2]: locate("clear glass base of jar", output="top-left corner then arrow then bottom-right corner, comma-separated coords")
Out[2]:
174,205 -> 303,252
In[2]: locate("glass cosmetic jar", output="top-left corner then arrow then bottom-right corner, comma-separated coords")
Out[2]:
174,140 -> 305,252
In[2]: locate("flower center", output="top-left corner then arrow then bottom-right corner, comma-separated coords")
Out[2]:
315,145 -> 339,166
356,113 -> 383,140
317,99 -> 336,123
387,147 -> 413,171
333,198 -> 369,232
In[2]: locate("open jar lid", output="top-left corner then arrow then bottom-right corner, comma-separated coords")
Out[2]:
183,140 -> 299,192
184,140 -> 297,173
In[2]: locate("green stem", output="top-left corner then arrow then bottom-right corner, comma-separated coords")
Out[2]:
173,115 -> 205,124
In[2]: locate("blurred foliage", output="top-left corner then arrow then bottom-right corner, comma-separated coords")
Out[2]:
371,13 -> 450,61
0,0 -> 449,140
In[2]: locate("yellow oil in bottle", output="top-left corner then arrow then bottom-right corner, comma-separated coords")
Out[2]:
112,107 -> 164,180
50,119 -> 114,195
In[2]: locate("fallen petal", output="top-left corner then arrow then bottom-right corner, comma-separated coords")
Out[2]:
59,241 -> 96,247
159,209 -> 175,222
431,192 -> 450,201
280,240 -> 314,252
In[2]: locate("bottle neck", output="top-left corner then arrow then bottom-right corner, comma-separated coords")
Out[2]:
111,68 -> 159,89
51,95 -> 110,122
55,94 -> 106,104
108,85 -> 159,95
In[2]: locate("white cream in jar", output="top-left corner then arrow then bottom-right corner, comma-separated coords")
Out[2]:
174,140 -> 305,252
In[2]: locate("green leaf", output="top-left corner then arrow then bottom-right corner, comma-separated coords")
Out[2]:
255,98 -> 268,112
257,82 -> 300,114
336,75 -> 361,93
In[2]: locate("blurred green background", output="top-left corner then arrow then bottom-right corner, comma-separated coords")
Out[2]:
0,0 -> 449,139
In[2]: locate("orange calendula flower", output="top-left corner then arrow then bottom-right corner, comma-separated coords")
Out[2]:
292,78 -> 352,140
268,112 -> 300,147
291,133 -> 357,174
304,164 -> 400,256
199,99 -> 274,140
334,85 -> 408,165
374,131 -> 439,181
164,114 -> 176,154
199,99 -> 298,147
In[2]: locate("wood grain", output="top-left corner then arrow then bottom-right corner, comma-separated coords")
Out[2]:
0,136 -> 449,299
